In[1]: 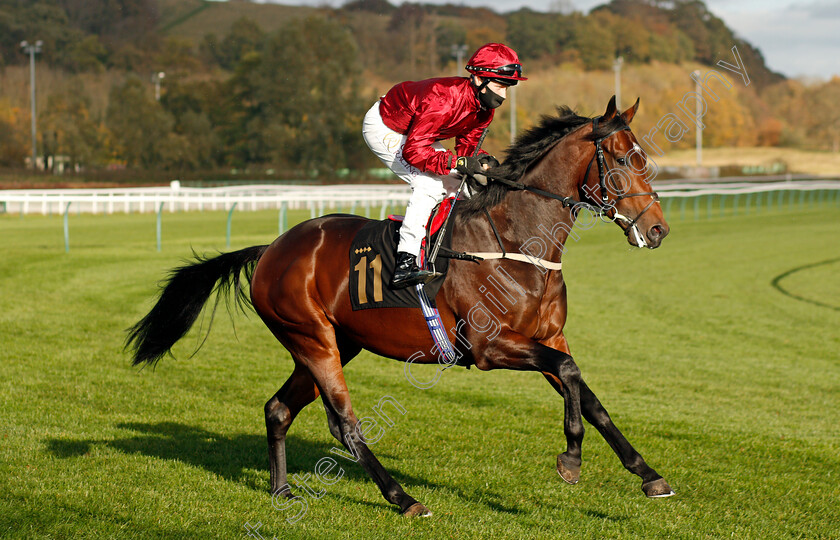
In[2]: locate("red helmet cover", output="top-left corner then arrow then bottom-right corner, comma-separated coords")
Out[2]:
465,43 -> 527,81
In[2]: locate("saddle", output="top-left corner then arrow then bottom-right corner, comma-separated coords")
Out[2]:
348,199 -> 456,311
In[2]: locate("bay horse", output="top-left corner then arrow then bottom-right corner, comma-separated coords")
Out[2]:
126,96 -> 673,517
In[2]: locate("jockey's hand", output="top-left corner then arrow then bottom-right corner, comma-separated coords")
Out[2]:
478,154 -> 500,169
455,156 -> 490,186
455,155 -> 482,176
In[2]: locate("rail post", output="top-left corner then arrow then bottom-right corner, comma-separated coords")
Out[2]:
63,202 -> 71,253
278,201 -> 287,235
226,202 -> 238,249
156,202 -> 165,252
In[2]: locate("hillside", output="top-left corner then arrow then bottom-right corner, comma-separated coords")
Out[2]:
0,0 -> 837,177
0,0 -> 784,85
159,0 -> 318,39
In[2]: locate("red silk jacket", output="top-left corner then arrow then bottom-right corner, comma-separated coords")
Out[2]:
379,77 -> 492,176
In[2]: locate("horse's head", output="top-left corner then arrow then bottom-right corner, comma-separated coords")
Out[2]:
579,96 -> 669,249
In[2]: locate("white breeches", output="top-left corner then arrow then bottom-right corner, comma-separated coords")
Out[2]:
362,101 -> 462,258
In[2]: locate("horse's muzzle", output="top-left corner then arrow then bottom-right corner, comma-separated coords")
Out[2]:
646,223 -> 669,248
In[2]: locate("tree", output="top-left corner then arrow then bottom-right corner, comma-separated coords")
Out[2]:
65,34 -> 108,72
40,82 -> 103,169
0,1 -> 85,69
105,75 -> 173,168
571,12 -> 615,69
210,16 -> 371,171
506,9 -> 561,60
58,0 -> 158,44
388,4 -> 427,74
257,16 -> 370,172
803,78 -> 840,152
215,51 -> 269,167
466,26 -> 506,54
154,37 -> 201,75
0,99 -> 29,166
434,21 -> 467,70
342,0 -> 396,14
160,80 -> 221,169
202,17 -> 265,71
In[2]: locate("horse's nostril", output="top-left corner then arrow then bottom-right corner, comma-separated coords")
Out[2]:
649,225 -> 663,240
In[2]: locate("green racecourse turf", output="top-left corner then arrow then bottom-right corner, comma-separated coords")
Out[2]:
1,201 -> 839,539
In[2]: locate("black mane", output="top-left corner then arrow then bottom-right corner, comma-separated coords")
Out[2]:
458,106 -> 627,217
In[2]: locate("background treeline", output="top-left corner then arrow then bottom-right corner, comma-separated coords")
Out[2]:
0,0 -> 837,179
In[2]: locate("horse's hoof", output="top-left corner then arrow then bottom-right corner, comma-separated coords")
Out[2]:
556,454 -> 581,485
271,487 -> 294,499
403,502 -> 433,517
642,478 -> 675,498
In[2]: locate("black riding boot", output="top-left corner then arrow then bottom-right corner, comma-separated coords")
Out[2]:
390,252 -> 435,289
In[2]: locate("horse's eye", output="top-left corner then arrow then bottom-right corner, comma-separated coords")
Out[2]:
616,157 -> 626,166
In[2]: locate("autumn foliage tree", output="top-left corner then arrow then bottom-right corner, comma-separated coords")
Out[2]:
252,16 -> 371,172
40,82 -> 104,169
0,100 -> 29,166
105,75 -> 173,168
1,0 -> 836,176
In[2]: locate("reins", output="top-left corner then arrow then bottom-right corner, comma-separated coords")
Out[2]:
484,116 -> 660,246
441,115 -> 663,270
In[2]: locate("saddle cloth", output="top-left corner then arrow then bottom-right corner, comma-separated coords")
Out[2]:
349,201 -> 454,311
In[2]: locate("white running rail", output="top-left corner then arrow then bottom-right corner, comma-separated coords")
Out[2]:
1,180 -> 839,216
0,184 -> 412,216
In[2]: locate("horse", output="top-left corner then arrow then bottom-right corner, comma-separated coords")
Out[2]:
126,96 -> 673,517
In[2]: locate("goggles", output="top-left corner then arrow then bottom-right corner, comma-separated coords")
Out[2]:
467,63 -> 523,78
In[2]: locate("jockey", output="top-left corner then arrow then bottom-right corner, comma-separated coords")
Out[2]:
362,42 -> 527,289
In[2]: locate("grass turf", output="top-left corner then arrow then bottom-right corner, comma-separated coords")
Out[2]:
1,202 -> 838,539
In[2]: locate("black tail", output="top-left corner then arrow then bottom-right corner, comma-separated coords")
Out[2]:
126,245 -> 269,368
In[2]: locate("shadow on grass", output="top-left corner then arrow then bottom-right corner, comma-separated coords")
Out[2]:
581,509 -> 630,523
46,421 -> 406,488
43,421 -> 526,514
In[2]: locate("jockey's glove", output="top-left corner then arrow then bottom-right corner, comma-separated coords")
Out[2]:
455,155 -> 491,186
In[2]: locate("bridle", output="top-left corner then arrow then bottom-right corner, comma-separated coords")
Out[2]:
489,116 -> 660,247
582,116 -> 660,247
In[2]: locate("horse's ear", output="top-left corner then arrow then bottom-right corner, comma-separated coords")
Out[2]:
621,98 -> 640,124
603,95 -> 618,120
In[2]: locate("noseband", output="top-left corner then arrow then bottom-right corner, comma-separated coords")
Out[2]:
487,117 -> 660,246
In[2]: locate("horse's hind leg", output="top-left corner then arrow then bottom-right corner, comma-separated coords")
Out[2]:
322,336 -> 362,443
265,364 -> 320,497
265,333 -> 362,497
289,330 -> 429,517
542,373 -> 674,498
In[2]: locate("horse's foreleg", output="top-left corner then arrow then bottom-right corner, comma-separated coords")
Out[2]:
265,364 -> 321,497
542,372 -> 674,497
550,354 -> 584,485
475,337 -> 585,485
